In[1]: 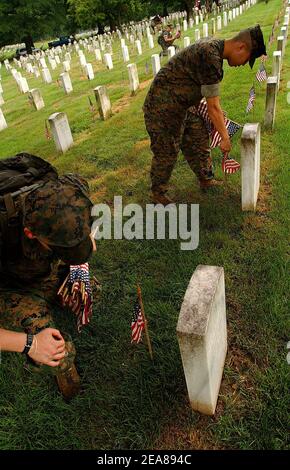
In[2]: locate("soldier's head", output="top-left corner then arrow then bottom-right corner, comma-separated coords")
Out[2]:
225,25 -> 266,67
22,175 -> 96,265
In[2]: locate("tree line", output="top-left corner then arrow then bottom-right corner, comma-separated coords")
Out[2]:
0,0 -> 220,51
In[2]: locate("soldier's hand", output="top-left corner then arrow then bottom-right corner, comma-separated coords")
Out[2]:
28,328 -> 66,367
220,137 -> 231,154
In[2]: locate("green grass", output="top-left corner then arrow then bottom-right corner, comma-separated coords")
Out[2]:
0,0 -> 289,450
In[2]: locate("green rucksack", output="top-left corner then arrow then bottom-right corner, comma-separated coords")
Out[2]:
0,153 -> 58,265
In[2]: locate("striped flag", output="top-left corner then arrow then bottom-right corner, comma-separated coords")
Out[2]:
222,155 -> 241,174
246,86 -> 256,113
256,63 -> 267,82
131,298 -> 145,344
196,99 -> 241,149
58,263 -> 93,332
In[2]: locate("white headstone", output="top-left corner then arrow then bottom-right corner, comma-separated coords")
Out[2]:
50,58 -> 57,70
195,29 -> 200,41
184,36 -> 190,48
20,77 -> 29,93
79,54 -> 87,66
223,12 -> 228,27
177,265 -> 227,416
0,83 -> 3,94
264,76 -> 277,130
94,85 -> 112,120
60,72 -> 73,94
28,88 -> 45,110
85,63 -> 94,80
195,15 -> 199,26
241,123 -> 261,211
63,60 -> 71,72
135,39 -> 142,55
217,16 -> 222,30
48,112 -> 73,153
167,46 -> 175,58
42,67 -> 52,84
203,23 -> 208,38
148,34 -> 154,49
151,54 -> 161,76
95,49 -> 102,61
127,63 -> 139,95
40,57 -> 47,68
122,45 -> 130,62
104,53 -> 113,70
0,108 -> 7,131
272,51 -> 281,90
0,93 -> 4,106
183,19 -> 188,31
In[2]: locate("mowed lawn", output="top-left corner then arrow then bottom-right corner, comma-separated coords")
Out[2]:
0,0 -> 289,450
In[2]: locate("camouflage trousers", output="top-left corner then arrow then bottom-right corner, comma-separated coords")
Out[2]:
0,265 -> 75,373
146,111 -> 213,194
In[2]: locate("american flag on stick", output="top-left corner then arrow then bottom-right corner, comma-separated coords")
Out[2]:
256,62 -> 267,82
131,298 -> 145,344
58,263 -> 93,332
131,285 -> 153,359
246,86 -> 256,113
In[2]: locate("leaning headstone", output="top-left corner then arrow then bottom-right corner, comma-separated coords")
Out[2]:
127,63 -> 139,95
42,67 -> 52,84
85,63 -> 94,80
177,265 -> 227,416
264,76 -> 277,130
60,72 -> 73,94
94,85 -> 112,120
272,51 -> 281,90
48,112 -> 73,153
28,89 -> 45,110
0,108 -> 7,131
241,123 -> 261,211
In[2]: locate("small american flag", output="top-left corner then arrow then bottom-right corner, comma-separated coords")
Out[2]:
246,86 -> 256,113
58,263 -> 93,332
256,63 -> 267,82
222,155 -> 241,174
131,298 -> 144,344
196,99 -> 241,149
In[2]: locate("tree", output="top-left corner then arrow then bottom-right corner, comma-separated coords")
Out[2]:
0,0 -> 68,50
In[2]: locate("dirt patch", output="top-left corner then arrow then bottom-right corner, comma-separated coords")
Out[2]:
139,79 -> 152,91
112,94 -> 131,114
133,139 -> 150,151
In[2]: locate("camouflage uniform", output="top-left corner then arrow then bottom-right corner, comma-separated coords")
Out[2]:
143,38 -> 224,195
0,171 -> 93,373
158,29 -> 179,56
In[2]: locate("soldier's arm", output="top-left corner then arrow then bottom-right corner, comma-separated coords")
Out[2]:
0,328 -> 26,352
205,95 -> 232,154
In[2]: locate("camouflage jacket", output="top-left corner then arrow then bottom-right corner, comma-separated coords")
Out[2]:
144,38 -> 225,132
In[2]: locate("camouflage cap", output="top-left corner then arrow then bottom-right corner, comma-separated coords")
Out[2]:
22,176 -> 94,265
247,24 -> 267,68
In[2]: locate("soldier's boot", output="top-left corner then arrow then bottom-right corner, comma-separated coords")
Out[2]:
199,178 -> 223,189
56,364 -> 81,401
152,191 -> 174,205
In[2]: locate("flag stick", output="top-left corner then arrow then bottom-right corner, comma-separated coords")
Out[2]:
137,284 -> 153,360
